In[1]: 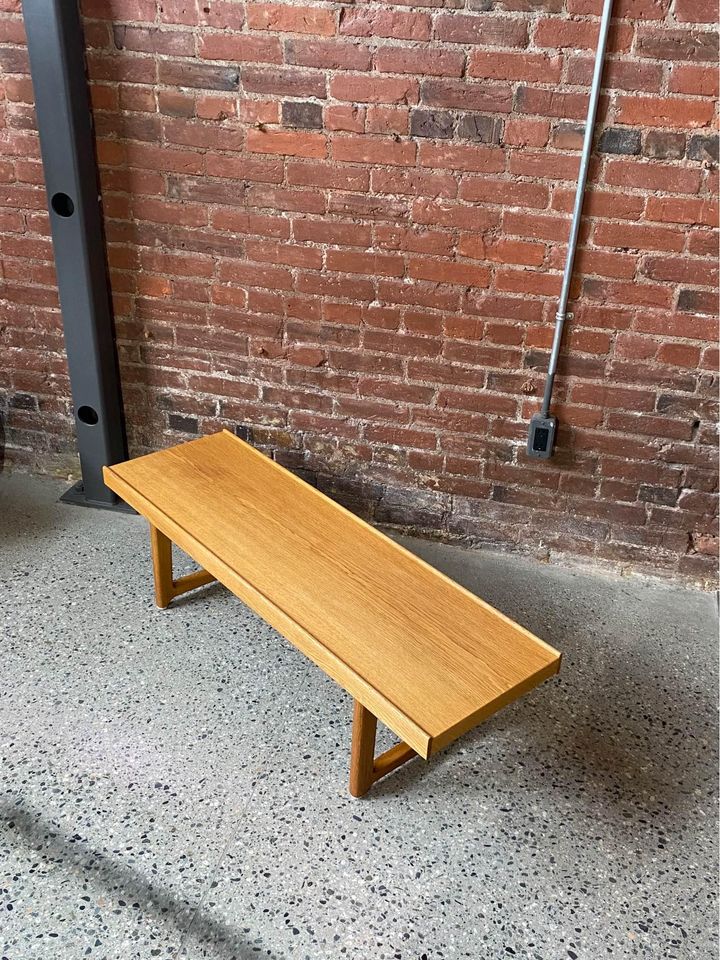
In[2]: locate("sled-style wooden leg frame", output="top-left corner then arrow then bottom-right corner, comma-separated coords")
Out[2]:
349,700 -> 418,797
150,525 -> 216,609
151,523 -> 417,797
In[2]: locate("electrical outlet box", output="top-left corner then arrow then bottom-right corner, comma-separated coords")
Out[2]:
527,413 -> 557,459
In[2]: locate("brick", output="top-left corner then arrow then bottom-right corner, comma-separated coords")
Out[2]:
371,168 -> 457,200
645,196 -> 717,226
656,342 -> 702,368
460,178 -> 549,209
112,25 -> 194,56
509,151 -> 581,181
516,86 -> 591,121
643,130 -> 685,160
340,8 -> 431,42
566,55 -> 663,93
688,134 -> 719,164
504,118 -> 550,148
419,143 -> 505,174
247,4 -> 335,36
422,79 -> 512,114
643,256 -> 718,287
434,14 -> 528,47
598,128 -> 641,155
636,27 -> 718,61
677,289 -> 717,316
459,236 -> 546,267
367,107 -> 412,136
551,187 -> 645,220
324,104 -> 365,133
282,101 -> 323,129
133,198 -> 207,227
593,221 -> 684,253
552,123 -> 585,151
198,1 -> 245,29
246,183 -> 325,214
287,161 -> 368,192
247,128 -> 326,158
410,110 -> 454,140
168,413 -> 198,434
617,94 -> 714,130
329,193 -> 408,222
293,219 -> 372,248
669,65 -> 719,97
200,33 -> 282,64
469,51 -> 562,83
332,135 -> 416,167
457,115 -> 503,145
569,0 -> 669,18
158,60 -> 239,91
535,17 -> 632,51
82,0 -> 156,20
604,159 -> 702,195
196,95 -> 237,121
688,230 -> 719,258
374,47 -> 465,79
673,0 -> 716,22
284,39 -> 372,72
330,75 -> 419,105
375,225 -> 453,257
327,250 -> 404,279
243,66 -> 326,98
503,211 -> 571,242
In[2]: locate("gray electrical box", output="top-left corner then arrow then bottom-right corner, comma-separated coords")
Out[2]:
527,414 -> 557,460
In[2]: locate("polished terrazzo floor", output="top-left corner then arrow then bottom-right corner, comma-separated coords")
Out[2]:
1,471 -> 717,960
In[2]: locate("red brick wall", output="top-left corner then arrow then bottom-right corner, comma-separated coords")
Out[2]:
0,0 -> 718,583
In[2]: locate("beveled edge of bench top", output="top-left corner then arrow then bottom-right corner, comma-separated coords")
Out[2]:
104,431 -> 561,759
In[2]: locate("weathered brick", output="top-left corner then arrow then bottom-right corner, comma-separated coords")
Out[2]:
457,114 -> 503,144
410,109 -> 454,140
434,14 -> 528,47
167,413 -> 198,434
340,8 -> 431,42
247,4 -> 335,37
643,130 -> 686,159
687,133 -> 719,163
598,127 -> 641,155
282,100 -> 323,130
636,27 -> 718,61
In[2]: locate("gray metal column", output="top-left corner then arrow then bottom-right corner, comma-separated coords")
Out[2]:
23,0 -> 130,509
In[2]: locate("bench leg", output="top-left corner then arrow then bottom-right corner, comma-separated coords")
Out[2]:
149,525 -> 217,608
349,701 -> 418,797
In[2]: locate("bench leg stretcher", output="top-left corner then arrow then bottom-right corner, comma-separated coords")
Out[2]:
149,523 -> 418,797
150,525 -> 217,609
349,701 -> 418,797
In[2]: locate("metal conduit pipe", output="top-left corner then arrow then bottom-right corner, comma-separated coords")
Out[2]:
527,0 -> 615,459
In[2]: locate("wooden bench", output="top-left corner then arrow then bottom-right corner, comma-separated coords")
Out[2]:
104,430 -> 561,797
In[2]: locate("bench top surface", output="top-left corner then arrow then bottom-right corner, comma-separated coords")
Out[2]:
105,431 -> 560,758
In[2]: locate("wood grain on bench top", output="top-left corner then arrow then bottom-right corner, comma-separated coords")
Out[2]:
104,430 -> 561,759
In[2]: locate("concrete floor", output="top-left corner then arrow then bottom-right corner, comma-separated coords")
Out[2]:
0,471 -> 717,960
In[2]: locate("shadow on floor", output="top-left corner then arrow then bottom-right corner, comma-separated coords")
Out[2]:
136,542 -> 718,826
371,641 -> 717,825
1,799 -> 274,960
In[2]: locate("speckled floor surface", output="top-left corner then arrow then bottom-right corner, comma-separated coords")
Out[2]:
0,471 -> 717,960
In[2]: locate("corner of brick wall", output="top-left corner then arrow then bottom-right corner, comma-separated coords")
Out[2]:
0,0 -> 718,586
